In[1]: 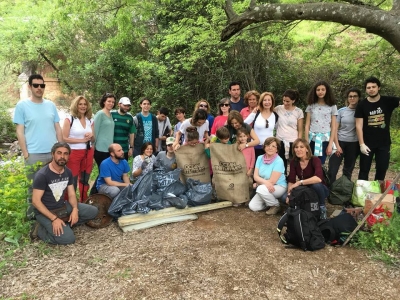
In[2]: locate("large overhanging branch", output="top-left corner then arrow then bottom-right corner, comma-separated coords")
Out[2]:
221,0 -> 400,53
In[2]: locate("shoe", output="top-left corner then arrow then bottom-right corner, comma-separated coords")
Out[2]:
266,205 -> 280,215
30,221 -> 40,241
320,206 -> 328,220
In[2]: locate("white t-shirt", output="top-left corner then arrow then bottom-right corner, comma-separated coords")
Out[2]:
274,105 -> 304,142
244,112 -> 277,146
67,115 -> 93,150
305,103 -> 338,134
179,118 -> 209,143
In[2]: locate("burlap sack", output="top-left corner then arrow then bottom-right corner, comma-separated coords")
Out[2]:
210,143 -> 249,204
175,143 -> 211,183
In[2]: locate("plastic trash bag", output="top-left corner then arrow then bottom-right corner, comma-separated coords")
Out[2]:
163,194 -> 188,209
146,193 -> 164,210
108,172 -> 153,217
185,178 -> 212,207
162,181 -> 187,198
351,180 -> 381,207
153,168 -> 181,194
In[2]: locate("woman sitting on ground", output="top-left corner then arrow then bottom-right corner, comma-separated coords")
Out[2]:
284,138 -> 329,219
249,137 -> 287,215
132,142 -> 156,181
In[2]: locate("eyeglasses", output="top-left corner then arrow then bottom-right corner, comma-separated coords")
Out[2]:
220,103 -> 230,107
348,95 -> 359,98
265,120 -> 269,128
32,83 -> 46,88
199,104 -> 208,108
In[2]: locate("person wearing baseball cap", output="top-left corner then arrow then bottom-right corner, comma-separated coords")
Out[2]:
154,136 -> 177,171
111,97 -> 136,160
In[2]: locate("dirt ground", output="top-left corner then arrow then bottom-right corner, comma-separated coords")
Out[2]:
1,166 -> 399,299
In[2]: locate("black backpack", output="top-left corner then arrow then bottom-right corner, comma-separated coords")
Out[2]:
277,207 -> 326,251
289,186 -> 320,219
318,213 -> 357,245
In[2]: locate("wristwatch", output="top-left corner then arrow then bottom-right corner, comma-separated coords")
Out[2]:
245,143 -> 248,148
300,180 -> 304,185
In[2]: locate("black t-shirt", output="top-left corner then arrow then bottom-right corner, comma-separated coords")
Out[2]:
33,165 -> 73,210
354,96 -> 399,147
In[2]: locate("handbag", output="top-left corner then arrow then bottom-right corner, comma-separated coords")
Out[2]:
50,204 -> 70,222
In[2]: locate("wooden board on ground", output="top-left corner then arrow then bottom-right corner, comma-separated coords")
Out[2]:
121,214 -> 198,232
118,201 -> 233,227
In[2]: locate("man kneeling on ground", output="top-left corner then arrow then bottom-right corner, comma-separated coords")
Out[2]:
96,143 -> 131,199
31,142 -> 98,244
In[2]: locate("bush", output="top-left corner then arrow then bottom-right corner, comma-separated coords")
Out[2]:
0,108 -> 16,143
0,157 -> 30,246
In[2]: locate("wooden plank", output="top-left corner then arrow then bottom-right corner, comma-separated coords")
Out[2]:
120,214 -> 198,232
118,201 -> 233,227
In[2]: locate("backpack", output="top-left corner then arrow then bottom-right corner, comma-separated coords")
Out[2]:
251,111 -> 279,129
328,175 -> 354,205
318,213 -> 357,245
289,186 -> 320,219
277,207 -> 325,251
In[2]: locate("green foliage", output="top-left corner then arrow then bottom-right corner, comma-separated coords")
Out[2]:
0,157 -> 30,246
390,129 -> 400,171
355,210 -> 400,265
0,107 -> 16,143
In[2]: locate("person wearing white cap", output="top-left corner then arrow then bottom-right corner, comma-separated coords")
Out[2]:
154,136 -> 177,172
111,97 -> 137,160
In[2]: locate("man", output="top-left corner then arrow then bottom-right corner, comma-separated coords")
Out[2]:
355,76 -> 400,180
174,107 -> 186,144
228,81 -> 246,112
112,97 -> 137,160
132,98 -> 159,157
96,143 -> 131,199
31,142 -> 98,244
156,107 -> 173,152
13,74 -> 63,219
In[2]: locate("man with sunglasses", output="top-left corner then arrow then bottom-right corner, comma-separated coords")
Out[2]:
13,74 -> 63,219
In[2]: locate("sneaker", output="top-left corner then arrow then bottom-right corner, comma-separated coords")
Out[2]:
320,206 -> 328,220
266,205 -> 280,215
30,221 -> 40,241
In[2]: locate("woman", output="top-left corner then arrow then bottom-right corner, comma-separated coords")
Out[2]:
93,93 -> 116,171
244,92 -> 279,158
249,137 -> 287,215
225,110 -> 259,150
305,81 -> 338,164
328,88 -> 361,184
240,90 -> 260,122
285,138 -> 330,219
274,89 -> 304,175
173,109 -> 209,150
210,98 -> 230,136
154,137 -> 177,171
62,96 -> 94,201
132,142 -> 156,181
194,99 -> 214,132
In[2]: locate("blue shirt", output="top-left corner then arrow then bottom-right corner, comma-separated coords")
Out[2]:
97,157 -> 130,190
255,155 -> 287,187
13,99 -> 60,153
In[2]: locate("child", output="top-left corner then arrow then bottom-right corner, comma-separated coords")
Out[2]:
236,127 -> 255,179
305,81 -> 338,164
184,126 -> 200,146
205,126 -> 231,158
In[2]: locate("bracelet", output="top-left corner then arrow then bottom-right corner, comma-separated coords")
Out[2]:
51,216 -> 58,222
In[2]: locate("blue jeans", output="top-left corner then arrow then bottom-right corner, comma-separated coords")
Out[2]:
281,183 -> 329,207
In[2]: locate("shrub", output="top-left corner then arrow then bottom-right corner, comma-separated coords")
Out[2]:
0,157 -> 30,246
0,108 -> 16,143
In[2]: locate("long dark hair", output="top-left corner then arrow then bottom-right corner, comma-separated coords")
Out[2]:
190,109 -> 208,126
306,81 -> 336,106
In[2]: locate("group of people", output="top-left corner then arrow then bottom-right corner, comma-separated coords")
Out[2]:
14,75 -> 399,245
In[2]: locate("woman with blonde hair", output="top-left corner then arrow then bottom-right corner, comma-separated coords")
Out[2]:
244,92 -> 279,158
62,95 -> 95,201
194,99 -> 214,132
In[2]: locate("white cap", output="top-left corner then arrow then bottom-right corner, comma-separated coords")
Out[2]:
119,97 -> 131,105
166,137 -> 175,145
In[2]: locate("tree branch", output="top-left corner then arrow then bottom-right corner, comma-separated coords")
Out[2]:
316,25 -> 351,58
38,51 -> 73,90
392,0 -> 400,11
224,0 -> 237,21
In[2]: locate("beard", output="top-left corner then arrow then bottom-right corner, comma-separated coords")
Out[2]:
54,158 -> 67,166
368,92 -> 379,98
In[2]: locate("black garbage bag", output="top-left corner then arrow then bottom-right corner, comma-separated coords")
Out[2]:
163,195 -> 188,209
162,181 -> 187,198
185,178 -> 212,207
108,172 -> 153,217
153,168 -> 181,195
147,193 -> 164,210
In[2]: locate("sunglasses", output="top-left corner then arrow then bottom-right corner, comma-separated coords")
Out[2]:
220,103 -> 230,107
199,104 -> 208,108
265,120 -> 269,128
32,83 -> 46,88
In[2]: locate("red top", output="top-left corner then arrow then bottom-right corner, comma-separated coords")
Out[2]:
288,156 -> 325,185
211,115 -> 228,135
